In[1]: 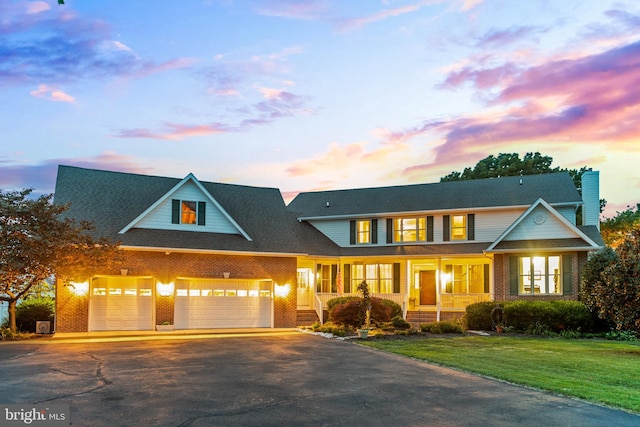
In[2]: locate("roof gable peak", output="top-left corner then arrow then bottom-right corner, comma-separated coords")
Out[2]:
119,173 -> 252,240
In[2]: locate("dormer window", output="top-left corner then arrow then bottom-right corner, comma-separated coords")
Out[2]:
172,199 -> 206,226
181,201 -> 197,224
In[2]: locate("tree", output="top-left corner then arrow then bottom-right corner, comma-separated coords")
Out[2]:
600,203 -> 640,248
440,152 -> 606,215
580,229 -> 640,333
0,189 -> 122,333
440,152 -> 558,182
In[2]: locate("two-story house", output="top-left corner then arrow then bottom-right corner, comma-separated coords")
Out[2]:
53,165 -> 602,332
289,171 -> 603,324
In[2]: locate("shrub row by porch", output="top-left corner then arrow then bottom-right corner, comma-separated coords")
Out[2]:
327,297 -> 402,329
465,301 -> 593,332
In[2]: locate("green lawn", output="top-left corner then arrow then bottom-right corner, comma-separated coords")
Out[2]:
360,336 -> 640,414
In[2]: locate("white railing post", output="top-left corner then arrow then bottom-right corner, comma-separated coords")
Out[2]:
314,293 -> 323,324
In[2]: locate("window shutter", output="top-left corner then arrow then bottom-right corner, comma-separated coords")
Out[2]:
344,264 -> 351,293
197,201 -> 206,226
562,254 -> 573,296
467,214 -> 475,241
371,219 -> 378,244
426,216 -> 434,242
171,199 -> 180,224
509,256 -> 519,295
331,265 -> 338,293
393,263 -> 401,293
443,215 -> 450,241
350,220 -> 356,245
386,218 -> 393,244
484,264 -> 490,293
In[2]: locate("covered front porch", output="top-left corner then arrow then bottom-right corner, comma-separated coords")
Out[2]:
296,256 -> 494,324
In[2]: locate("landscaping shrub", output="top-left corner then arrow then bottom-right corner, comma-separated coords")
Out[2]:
505,300 -> 592,333
465,302 -> 503,330
380,299 -> 402,319
329,299 -> 363,328
15,298 -> 54,333
391,315 -> 411,329
326,296 -> 360,311
466,300 -> 592,333
420,321 -> 463,334
329,297 -> 391,328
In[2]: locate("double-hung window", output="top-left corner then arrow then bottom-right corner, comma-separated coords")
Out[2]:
343,263 -> 401,293
519,256 -> 561,295
350,219 -> 378,245
172,199 -> 206,226
394,217 -> 426,242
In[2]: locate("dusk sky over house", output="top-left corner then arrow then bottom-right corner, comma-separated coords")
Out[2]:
1,0 -> 639,218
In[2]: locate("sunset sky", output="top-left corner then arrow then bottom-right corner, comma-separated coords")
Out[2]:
1,0 -> 639,218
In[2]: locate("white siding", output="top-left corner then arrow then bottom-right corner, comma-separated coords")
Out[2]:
503,205 -> 579,241
556,206 -> 576,225
309,219 -> 350,246
305,205 -> 579,247
135,181 -> 239,234
473,209 -> 524,242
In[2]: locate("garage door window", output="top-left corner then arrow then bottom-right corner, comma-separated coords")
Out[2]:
140,289 -> 152,296
109,288 -> 122,295
94,288 -> 106,296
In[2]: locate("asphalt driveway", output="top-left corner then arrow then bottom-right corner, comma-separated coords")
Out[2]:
0,332 -> 638,426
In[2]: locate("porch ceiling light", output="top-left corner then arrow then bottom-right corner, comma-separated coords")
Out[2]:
274,283 -> 291,298
157,282 -> 175,297
70,281 -> 89,296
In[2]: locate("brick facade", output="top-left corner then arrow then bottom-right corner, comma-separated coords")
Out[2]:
494,251 -> 582,302
56,250 -> 298,332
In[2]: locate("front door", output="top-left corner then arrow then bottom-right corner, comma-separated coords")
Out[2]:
419,270 -> 437,305
297,269 -> 312,308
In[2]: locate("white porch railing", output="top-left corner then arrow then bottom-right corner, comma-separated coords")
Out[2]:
313,293 -> 323,324
439,293 -> 491,310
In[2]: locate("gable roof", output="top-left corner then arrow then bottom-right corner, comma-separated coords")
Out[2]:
288,173 -> 582,219
485,198 -> 603,253
119,172 -> 251,240
54,165 -> 305,255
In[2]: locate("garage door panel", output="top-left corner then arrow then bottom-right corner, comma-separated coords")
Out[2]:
89,277 -> 154,331
175,279 -> 271,329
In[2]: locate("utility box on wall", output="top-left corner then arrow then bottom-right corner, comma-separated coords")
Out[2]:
36,321 -> 51,334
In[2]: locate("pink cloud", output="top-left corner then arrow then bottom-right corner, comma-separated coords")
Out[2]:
30,84 -> 75,102
424,39 -> 640,164
475,25 -> 547,48
114,122 -> 229,140
285,142 -> 366,176
338,1 -> 434,32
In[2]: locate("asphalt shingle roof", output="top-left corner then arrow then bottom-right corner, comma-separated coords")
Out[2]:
288,173 -> 582,218
54,165 -> 306,254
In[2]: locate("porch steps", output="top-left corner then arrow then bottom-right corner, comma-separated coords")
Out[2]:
296,310 -> 319,326
406,310 -> 437,327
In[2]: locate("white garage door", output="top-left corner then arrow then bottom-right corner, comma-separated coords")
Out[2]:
89,277 -> 154,331
174,279 -> 272,329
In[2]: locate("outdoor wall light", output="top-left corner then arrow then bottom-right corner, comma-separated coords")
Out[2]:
70,281 -> 89,296
274,283 -> 291,298
157,282 -> 175,297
